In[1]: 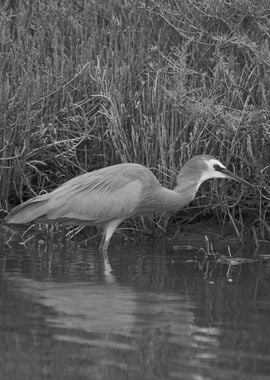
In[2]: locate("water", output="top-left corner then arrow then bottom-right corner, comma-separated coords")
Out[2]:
1,226 -> 270,380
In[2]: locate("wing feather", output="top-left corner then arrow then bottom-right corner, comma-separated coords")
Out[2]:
46,179 -> 143,223
6,163 -> 158,225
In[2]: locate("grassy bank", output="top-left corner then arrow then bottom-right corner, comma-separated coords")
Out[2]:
1,0 -> 270,240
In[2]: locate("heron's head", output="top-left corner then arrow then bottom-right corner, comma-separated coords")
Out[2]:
179,155 -> 251,188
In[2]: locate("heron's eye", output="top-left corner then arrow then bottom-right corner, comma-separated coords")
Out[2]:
213,164 -> 225,172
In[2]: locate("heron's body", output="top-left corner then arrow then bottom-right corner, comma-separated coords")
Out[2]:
5,155 -> 250,250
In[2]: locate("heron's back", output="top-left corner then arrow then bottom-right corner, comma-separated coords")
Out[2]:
5,163 -> 161,225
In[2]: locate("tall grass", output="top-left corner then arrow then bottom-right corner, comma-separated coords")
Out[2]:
1,0 -> 270,239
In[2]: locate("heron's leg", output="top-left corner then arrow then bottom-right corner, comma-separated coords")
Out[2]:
99,218 -> 123,251
98,235 -> 115,283
99,233 -> 109,251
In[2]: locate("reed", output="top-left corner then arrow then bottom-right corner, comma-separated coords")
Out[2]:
1,0 -> 270,239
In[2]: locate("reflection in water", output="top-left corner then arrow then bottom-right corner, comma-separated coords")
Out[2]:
0,226 -> 270,379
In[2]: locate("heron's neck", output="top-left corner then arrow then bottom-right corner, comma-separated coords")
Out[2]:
174,177 -> 200,198
154,179 -> 199,213
174,177 -> 199,200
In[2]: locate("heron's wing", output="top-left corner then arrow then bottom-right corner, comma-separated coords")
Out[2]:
46,164 -> 149,223
6,164 -> 152,224
46,178 -> 143,223
5,193 -> 51,223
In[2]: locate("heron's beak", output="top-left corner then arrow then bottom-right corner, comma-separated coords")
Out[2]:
219,167 -> 252,188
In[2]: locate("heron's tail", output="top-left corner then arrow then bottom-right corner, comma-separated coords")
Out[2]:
5,194 -> 50,224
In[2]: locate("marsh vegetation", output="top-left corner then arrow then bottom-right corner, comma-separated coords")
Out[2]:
1,0 -> 270,241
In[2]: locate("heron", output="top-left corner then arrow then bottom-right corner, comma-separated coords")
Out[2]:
5,155 -> 251,250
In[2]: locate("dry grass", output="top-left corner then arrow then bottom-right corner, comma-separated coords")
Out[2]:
1,0 -> 270,240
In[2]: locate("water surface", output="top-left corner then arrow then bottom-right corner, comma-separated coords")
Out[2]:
1,226 -> 270,380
